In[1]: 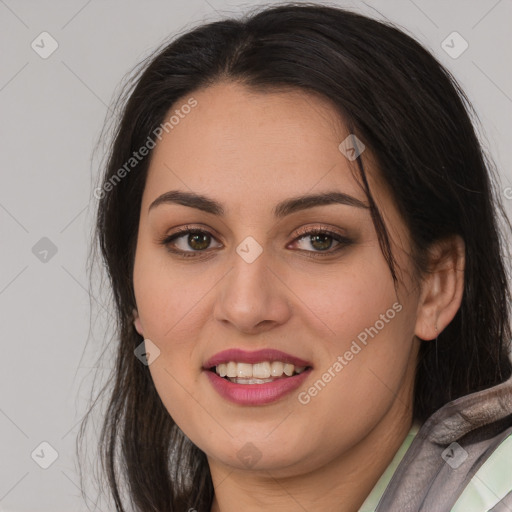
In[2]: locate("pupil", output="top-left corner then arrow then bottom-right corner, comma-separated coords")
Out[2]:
311,234 -> 332,250
189,233 -> 210,250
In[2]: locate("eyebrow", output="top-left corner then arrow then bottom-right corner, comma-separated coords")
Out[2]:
148,189 -> 369,217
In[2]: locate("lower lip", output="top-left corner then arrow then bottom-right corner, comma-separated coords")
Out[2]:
204,369 -> 312,405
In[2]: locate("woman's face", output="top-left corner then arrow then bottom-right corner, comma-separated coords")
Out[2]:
132,81 -> 422,476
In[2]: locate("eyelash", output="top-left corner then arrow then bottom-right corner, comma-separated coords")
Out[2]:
157,224 -> 353,259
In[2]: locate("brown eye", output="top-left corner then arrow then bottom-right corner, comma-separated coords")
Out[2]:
158,225 -> 351,259
187,232 -> 211,250
291,228 -> 352,255
309,233 -> 334,251
159,228 -> 222,257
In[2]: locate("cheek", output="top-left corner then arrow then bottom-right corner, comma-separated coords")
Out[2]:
290,252 -> 416,414
133,243 -> 215,342
132,246 -> 216,429
148,357 -> 202,433
290,307 -> 416,466
290,249 -> 401,347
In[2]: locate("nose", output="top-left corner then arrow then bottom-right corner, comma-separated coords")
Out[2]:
213,249 -> 292,335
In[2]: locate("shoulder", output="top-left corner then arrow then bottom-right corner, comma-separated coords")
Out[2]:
375,373 -> 512,511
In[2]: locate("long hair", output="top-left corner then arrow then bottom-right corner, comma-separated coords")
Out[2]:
80,3 -> 512,511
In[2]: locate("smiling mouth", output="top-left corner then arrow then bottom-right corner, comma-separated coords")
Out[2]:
208,361 -> 311,384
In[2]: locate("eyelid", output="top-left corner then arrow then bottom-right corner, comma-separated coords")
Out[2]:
291,224 -> 349,240
160,224 -> 222,242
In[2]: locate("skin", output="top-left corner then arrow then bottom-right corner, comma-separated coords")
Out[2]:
132,81 -> 465,511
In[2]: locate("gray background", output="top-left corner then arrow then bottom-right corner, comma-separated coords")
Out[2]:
1,1 -> 511,511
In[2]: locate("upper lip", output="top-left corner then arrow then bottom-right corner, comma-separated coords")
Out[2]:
203,348 -> 312,369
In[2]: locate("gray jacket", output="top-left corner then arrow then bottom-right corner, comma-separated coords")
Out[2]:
375,372 -> 512,511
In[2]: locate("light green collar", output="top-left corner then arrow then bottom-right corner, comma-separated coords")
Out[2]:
358,421 -> 422,512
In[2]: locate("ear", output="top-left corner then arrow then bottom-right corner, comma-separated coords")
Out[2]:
414,235 -> 465,341
132,308 -> 144,337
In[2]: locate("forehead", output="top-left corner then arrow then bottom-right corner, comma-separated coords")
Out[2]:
142,81 -> 386,217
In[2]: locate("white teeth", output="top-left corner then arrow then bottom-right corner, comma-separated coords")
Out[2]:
217,363 -> 227,377
231,377 -> 275,384
226,361 -> 237,378
283,363 -> 294,376
270,361 -> 284,376
214,361 -> 308,379
252,362 -> 271,379
237,363 -> 253,378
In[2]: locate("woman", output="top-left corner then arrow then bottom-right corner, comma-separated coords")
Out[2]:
83,3 -> 512,511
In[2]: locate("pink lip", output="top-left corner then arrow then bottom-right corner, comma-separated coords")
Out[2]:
203,348 -> 312,369
204,368 -> 312,405
202,348 -> 313,406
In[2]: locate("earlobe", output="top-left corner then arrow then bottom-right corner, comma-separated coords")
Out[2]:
414,235 -> 465,341
132,308 -> 144,337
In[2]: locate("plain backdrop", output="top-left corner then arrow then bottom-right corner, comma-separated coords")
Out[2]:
1,1 -> 511,510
